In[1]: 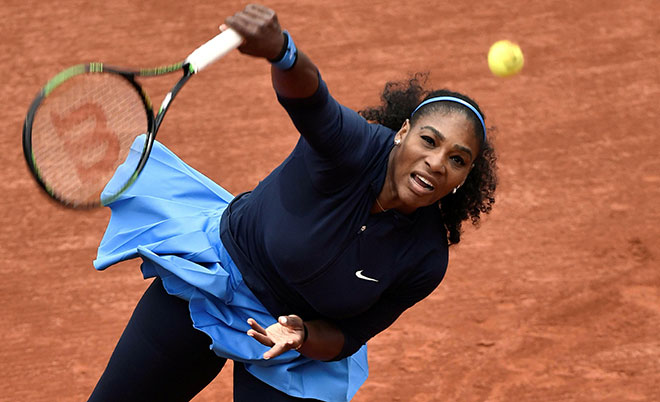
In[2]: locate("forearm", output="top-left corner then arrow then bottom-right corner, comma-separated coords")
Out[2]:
224,4 -> 319,99
271,50 -> 319,99
297,319 -> 345,361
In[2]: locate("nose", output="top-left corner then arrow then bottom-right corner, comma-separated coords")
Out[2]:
425,151 -> 447,175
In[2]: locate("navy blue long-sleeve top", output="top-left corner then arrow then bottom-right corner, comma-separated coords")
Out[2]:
220,75 -> 448,360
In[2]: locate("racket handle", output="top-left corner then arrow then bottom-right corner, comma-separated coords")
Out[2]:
185,28 -> 243,73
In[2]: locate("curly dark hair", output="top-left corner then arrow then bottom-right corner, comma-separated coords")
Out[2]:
359,72 -> 498,245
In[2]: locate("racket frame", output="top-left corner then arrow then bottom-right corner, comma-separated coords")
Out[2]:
22,62 -> 191,208
22,28 -> 242,209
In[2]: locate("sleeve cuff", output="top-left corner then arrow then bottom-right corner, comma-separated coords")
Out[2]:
276,70 -> 328,108
324,325 -> 364,361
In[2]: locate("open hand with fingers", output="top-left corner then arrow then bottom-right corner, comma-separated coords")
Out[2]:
247,315 -> 307,360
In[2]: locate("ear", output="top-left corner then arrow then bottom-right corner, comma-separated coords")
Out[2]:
395,119 -> 410,144
458,164 -> 475,188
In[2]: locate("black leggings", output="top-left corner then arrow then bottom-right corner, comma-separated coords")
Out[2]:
88,277 -> 320,402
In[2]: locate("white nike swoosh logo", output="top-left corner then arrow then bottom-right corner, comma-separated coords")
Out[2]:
355,270 -> 379,283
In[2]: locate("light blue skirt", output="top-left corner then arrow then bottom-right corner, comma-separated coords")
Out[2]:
93,135 -> 368,402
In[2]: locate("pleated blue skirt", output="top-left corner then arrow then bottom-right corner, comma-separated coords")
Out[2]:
93,135 -> 368,402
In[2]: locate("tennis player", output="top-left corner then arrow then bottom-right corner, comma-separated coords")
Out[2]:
87,4 -> 498,401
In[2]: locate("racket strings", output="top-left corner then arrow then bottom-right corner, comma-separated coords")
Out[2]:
31,73 -> 148,206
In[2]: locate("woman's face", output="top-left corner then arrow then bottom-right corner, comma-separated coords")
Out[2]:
387,111 -> 479,214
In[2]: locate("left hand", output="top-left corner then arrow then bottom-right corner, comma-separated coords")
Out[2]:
247,315 -> 306,360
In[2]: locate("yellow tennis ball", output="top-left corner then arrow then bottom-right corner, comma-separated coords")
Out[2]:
488,40 -> 524,77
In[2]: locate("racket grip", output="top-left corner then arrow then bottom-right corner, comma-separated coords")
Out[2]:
185,28 -> 243,73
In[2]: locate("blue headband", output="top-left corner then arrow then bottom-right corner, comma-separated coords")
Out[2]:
411,96 -> 487,142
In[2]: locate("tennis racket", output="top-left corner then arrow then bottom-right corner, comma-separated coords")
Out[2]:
22,28 -> 243,209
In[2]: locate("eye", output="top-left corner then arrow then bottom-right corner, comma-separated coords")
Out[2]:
421,135 -> 435,146
451,155 -> 466,166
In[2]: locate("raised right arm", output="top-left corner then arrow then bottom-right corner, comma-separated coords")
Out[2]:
224,4 -> 319,99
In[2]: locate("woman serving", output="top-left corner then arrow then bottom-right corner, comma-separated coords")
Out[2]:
88,4 -> 498,401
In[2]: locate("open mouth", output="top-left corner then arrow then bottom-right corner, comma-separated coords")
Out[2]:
411,173 -> 435,191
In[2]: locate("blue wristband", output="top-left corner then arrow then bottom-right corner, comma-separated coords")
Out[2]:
270,30 -> 298,70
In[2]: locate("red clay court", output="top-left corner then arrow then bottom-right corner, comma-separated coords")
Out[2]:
1,0 -> 659,401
